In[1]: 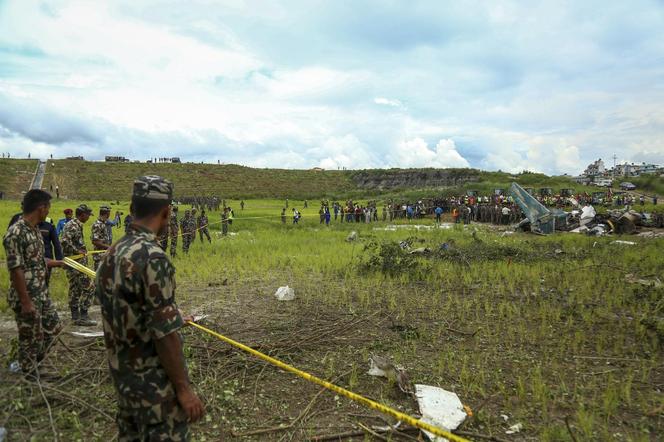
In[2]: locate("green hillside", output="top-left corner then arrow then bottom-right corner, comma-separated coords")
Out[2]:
0,158 -> 590,200
0,159 -> 38,199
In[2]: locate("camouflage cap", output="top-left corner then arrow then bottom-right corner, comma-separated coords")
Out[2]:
132,175 -> 173,201
99,205 -> 111,212
77,204 -> 93,214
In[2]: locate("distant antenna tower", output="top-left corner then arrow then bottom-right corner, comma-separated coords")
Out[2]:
612,154 -> 617,176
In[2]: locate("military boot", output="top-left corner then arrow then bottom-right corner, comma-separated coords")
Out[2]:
70,307 -> 80,322
75,310 -> 97,327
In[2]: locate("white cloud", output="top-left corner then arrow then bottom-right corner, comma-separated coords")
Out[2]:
374,97 -> 403,108
389,138 -> 470,168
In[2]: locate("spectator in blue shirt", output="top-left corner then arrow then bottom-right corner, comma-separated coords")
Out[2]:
435,206 -> 443,223
56,208 -> 73,236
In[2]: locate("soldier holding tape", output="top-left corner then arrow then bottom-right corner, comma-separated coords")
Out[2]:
96,176 -> 204,441
61,204 -> 96,326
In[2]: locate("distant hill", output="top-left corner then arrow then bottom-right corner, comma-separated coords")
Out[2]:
0,158 -> 585,200
0,159 -> 38,199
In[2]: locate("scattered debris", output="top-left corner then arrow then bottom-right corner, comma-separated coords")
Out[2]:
506,423 -> 523,434
409,247 -> 431,255
192,314 -> 210,322
346,231 -> 358,242
500,414 -> 509,422
69,331 -> 104,338
580,205 -> 596,226
367,355 -> 412,394
274,285 -> 295,301
625,274 -> 663,288
611,240 -> 636,246
8,361 -> 20,373
637,231 -> 664,239
415,384 -> 467,442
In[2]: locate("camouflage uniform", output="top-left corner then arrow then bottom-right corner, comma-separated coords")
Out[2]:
61,217 -> 95,315
97,177 -> 190,441
91,216 -> 111,271
169,209 -> 179,258
3,218 -> 61,375
180,211 -> 193,254
197,213 -> 211,243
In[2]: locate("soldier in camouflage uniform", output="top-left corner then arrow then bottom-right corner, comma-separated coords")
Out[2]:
61,204 -> 96,326
180,210 -> 193,254
169,206 -> 179,258
91,205 -> 112,271
197,210 -> 211,243
3,190 -> 63,378
96,176 -> 204,441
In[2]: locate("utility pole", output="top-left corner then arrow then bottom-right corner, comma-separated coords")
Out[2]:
612,154 -> 617,177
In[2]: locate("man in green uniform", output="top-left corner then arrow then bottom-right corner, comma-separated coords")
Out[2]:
91,205 -> 112,271
96,176 -> 204,441
181,210 -> 195,254
169,206 -> 179,258
3,189 -> 63,379
197,210 -> 211,243
61,204 -> 96,326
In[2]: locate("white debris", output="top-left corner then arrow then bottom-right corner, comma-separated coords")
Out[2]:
9,361 -> 20,373
611,240 -> 636,246
415,384 -> 467,442
570,226 -> 589,234
580,205 -> 596,226
192,314 -> 209,322
346,231 -> 358,242
274,286 -> 295,301
70,331 -> 104,338
506,423 -> 523,434
500,414 -> 509,422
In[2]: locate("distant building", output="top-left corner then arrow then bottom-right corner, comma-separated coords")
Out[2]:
170,157 -> 181,163
105,156 -> 130,162
583,159 -> 606,177
66,156 -> 84,160
311,167 -> 325,172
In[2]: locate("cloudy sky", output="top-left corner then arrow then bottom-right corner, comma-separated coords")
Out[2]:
1,1 -> 663,174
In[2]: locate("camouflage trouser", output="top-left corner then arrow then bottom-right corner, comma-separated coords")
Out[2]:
198,227 -> 211,243
12,298 -> 61,374
170,234 -> 178,258
117,400 -> 189,442
182,233 -> 192,253
159,235 -> 168,251
93,255 -> 103,271
66,269 -> 95,311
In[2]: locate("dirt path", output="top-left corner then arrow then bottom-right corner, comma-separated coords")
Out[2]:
30,160 -> 46,190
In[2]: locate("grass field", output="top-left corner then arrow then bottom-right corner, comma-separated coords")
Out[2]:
0,159 -> 38,199
26,158 -> 609,201
0,197 -> 662,441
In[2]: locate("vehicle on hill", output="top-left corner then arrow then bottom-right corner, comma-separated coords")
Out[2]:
595,178 -> 613,187
620,182 -> 636,191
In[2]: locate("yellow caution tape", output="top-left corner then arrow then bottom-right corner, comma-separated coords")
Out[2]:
67,250 -> 106,260
187,321 -> 470,442
63,257 -> 96,278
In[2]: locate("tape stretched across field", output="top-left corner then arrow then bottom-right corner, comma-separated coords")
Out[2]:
62,258 -> 469,441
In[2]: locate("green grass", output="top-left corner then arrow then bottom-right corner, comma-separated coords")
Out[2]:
0,197 -> 662,440
0,159 -> 38,199
33,159 -> 596,201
